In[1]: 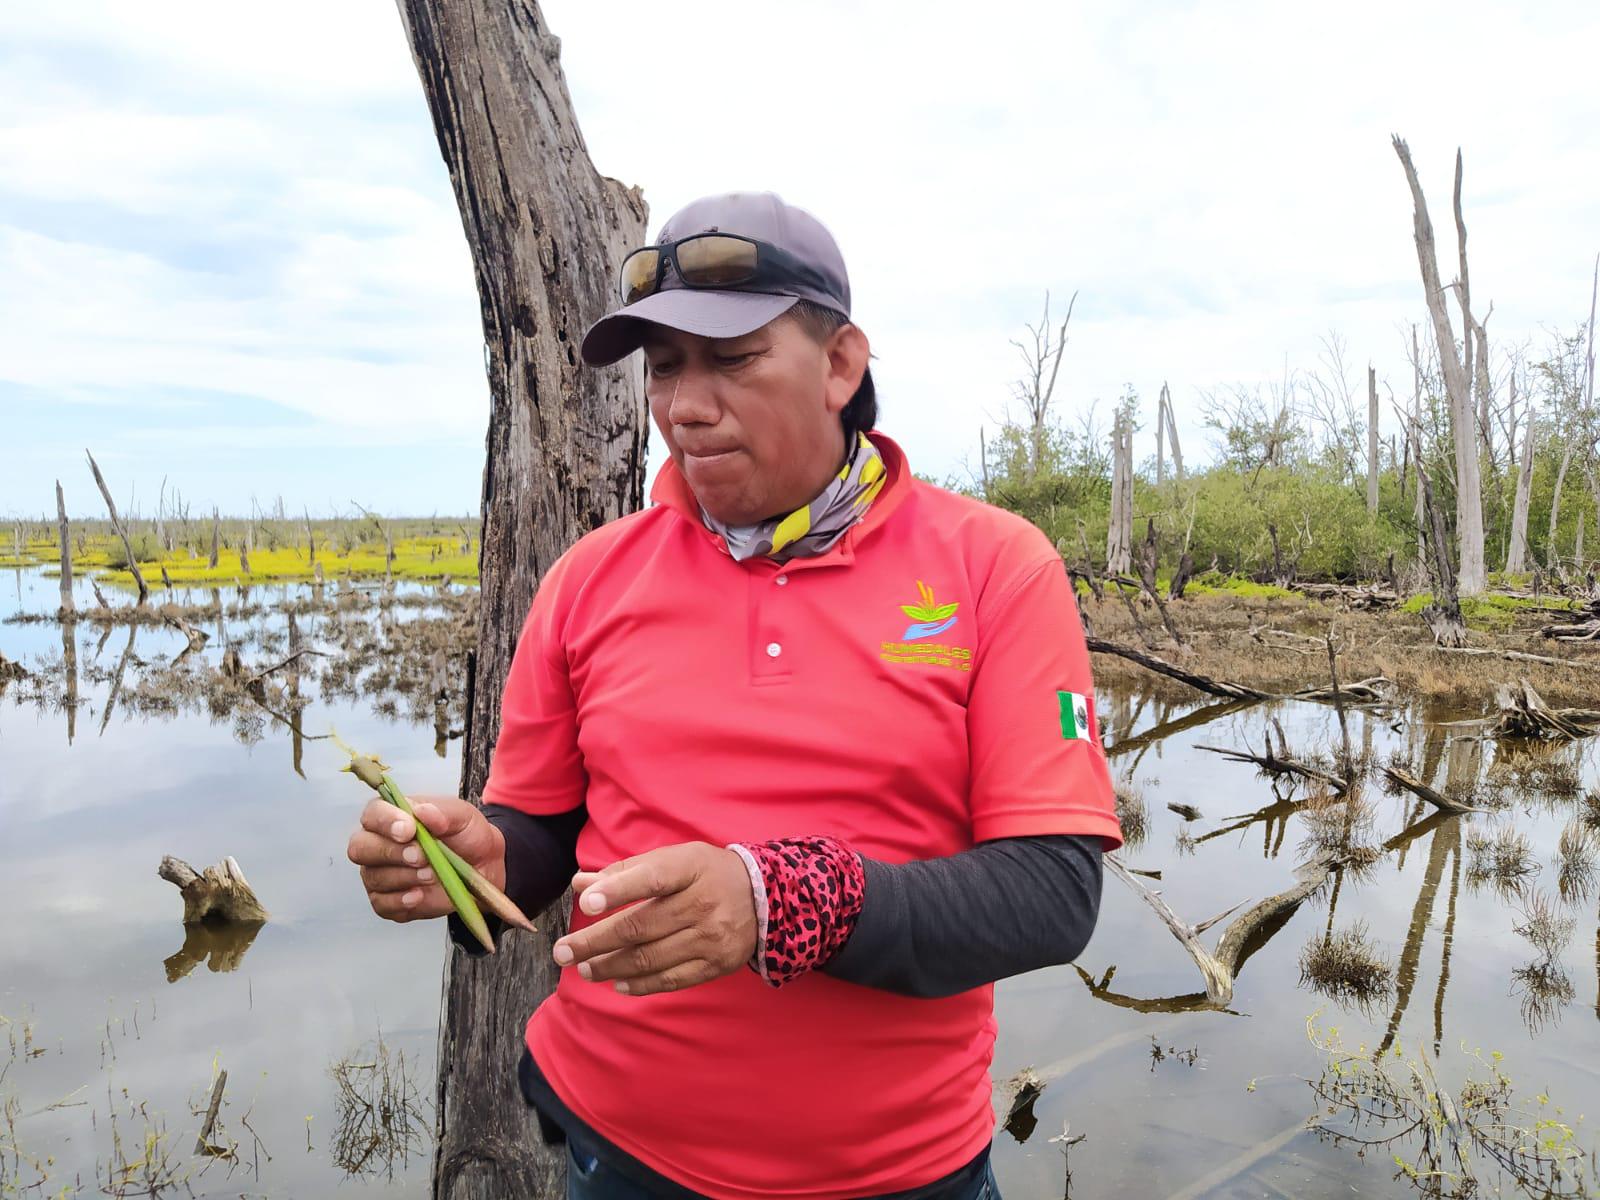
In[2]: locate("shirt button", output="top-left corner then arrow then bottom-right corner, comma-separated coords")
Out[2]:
775,575 -> 789,586
765,642 -> 782,658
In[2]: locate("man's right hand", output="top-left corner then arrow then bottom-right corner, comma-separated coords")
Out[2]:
346,796 -> 506,923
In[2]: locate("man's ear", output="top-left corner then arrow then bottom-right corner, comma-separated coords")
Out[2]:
822,324 -> 870,417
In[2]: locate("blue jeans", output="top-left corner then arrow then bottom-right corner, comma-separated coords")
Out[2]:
565,1134 -> 1001,1200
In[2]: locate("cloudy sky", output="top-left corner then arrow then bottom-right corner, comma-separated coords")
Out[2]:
3,1 -> 1596,519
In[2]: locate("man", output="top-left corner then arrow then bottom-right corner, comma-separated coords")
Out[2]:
348,192 -> 1121,1200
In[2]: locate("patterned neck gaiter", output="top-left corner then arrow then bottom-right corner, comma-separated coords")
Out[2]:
699,432 -> 888,563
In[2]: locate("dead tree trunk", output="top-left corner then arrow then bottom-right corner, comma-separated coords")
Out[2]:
1162,382 -> 1185,482
1506,387 -> 1533,574
1155,384 -> 1166,487
208,507 -> 220,570
1367,364 -> 1380,514
1411,324 -> 1426,567
55,481 -> 73,618
1106,414 -> 1133,575
84,448 -> 148,605
392,4 -> 648,1197
1418,462 -> 1467,647
1550,441 -> 1574,570
1392,138 -> 1486,595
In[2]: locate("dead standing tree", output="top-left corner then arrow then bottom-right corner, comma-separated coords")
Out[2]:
1010,290 -> 1075,481
1106,411 -> 1134,575
85,448 -> 149,605
393,3 -> 648,1198
1392,137 -> 1487,595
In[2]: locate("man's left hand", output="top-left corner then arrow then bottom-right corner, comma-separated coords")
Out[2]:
552,842 -> 757,997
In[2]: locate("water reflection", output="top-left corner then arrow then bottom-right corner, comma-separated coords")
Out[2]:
7,566 -> 1600,1198
164,919 -> 265,982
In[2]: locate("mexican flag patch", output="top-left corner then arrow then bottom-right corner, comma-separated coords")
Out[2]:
1058,691 -> 1094,742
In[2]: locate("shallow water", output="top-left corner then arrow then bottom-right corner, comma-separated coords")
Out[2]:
3,564 -> 1598,1198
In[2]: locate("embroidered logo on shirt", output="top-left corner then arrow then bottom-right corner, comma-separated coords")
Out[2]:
880,581 -> 971,671
1058,690 -> 1095,741
899,580 -> 959,640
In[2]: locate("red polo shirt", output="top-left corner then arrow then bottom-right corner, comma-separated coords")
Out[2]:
482,430 -> 1120,1200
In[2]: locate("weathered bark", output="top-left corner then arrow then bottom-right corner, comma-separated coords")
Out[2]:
1163,381 -> 1185,482
1366,364 -> 1379,514
1155,384 -> 1166,486
85,448 -> 149,604
1492,679 -> 1600,740
1105,414 -> 1133,574
1103,849 -> 1343,1009
158,855 -> 269,924
392,3 -> 648,1196
1584,252 -> 1598,414
1136,519 -> 1184,646
1549,441 -> 1575,569
1392,138 -> 1486,594
1381,766 -> 1482,814
1417,461 -> 1467,647
1085,637 -> 1270,701
55,481 -> 73,618
1411,324 -> 1426,565
1506,407 -> 1534,574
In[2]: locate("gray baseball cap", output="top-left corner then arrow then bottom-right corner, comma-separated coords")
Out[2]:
580,191 -> 852,367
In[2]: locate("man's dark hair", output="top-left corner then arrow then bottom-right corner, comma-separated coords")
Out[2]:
786,300 -> 878,441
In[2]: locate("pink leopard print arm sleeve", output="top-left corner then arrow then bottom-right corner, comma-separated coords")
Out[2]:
725,836 -> 865,987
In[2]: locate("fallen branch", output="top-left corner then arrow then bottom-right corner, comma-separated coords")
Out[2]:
1196,724 -> 1350,795
245,646 -> 326,686
1088,636 -> 1392,708
196,1069 -> 228,1154
1381,766 -> 1484,814
1289,675 -> 1393,705
1086,638 -> 1270,701
1434,645 -> 1590,669
1541,619 -> 1600,642
1103,850 -> 1341,1009
162,613 -> 208,664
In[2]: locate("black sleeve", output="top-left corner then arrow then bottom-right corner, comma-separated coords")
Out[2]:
447,803 -> 586,956
819,834 -> 1103,999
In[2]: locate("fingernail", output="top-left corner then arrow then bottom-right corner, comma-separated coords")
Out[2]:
402,890 -> 420,907
552,943 -> 573,965
417,867 -> 434,883
614,981 -> 630,994
403,846 -> 423,866
577,962 -> 592,980
391,820 -> 407,839
582,891 -> 605,914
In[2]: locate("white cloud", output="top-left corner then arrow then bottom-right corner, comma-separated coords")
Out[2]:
2,0 -> 1597,512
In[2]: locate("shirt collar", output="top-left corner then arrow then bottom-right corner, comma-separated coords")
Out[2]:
650,430 -> 913,556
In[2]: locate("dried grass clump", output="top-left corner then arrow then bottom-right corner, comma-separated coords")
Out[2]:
1512,890 -> 1576,960
1465,825 -> 1540,896
1580,791 -> 1600,835
1298,921 -> 1395,1011
1555,820 -> 1598,903
1113,781 -> 1148,850
1298,788 -> 1378,862
1485,749 -> 1584,810
1511,957 -> 1576,1034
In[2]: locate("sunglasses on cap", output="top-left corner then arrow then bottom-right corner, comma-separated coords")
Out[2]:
617,233 -> 833,306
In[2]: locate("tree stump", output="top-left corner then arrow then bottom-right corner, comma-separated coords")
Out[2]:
158,855 -> 269,924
